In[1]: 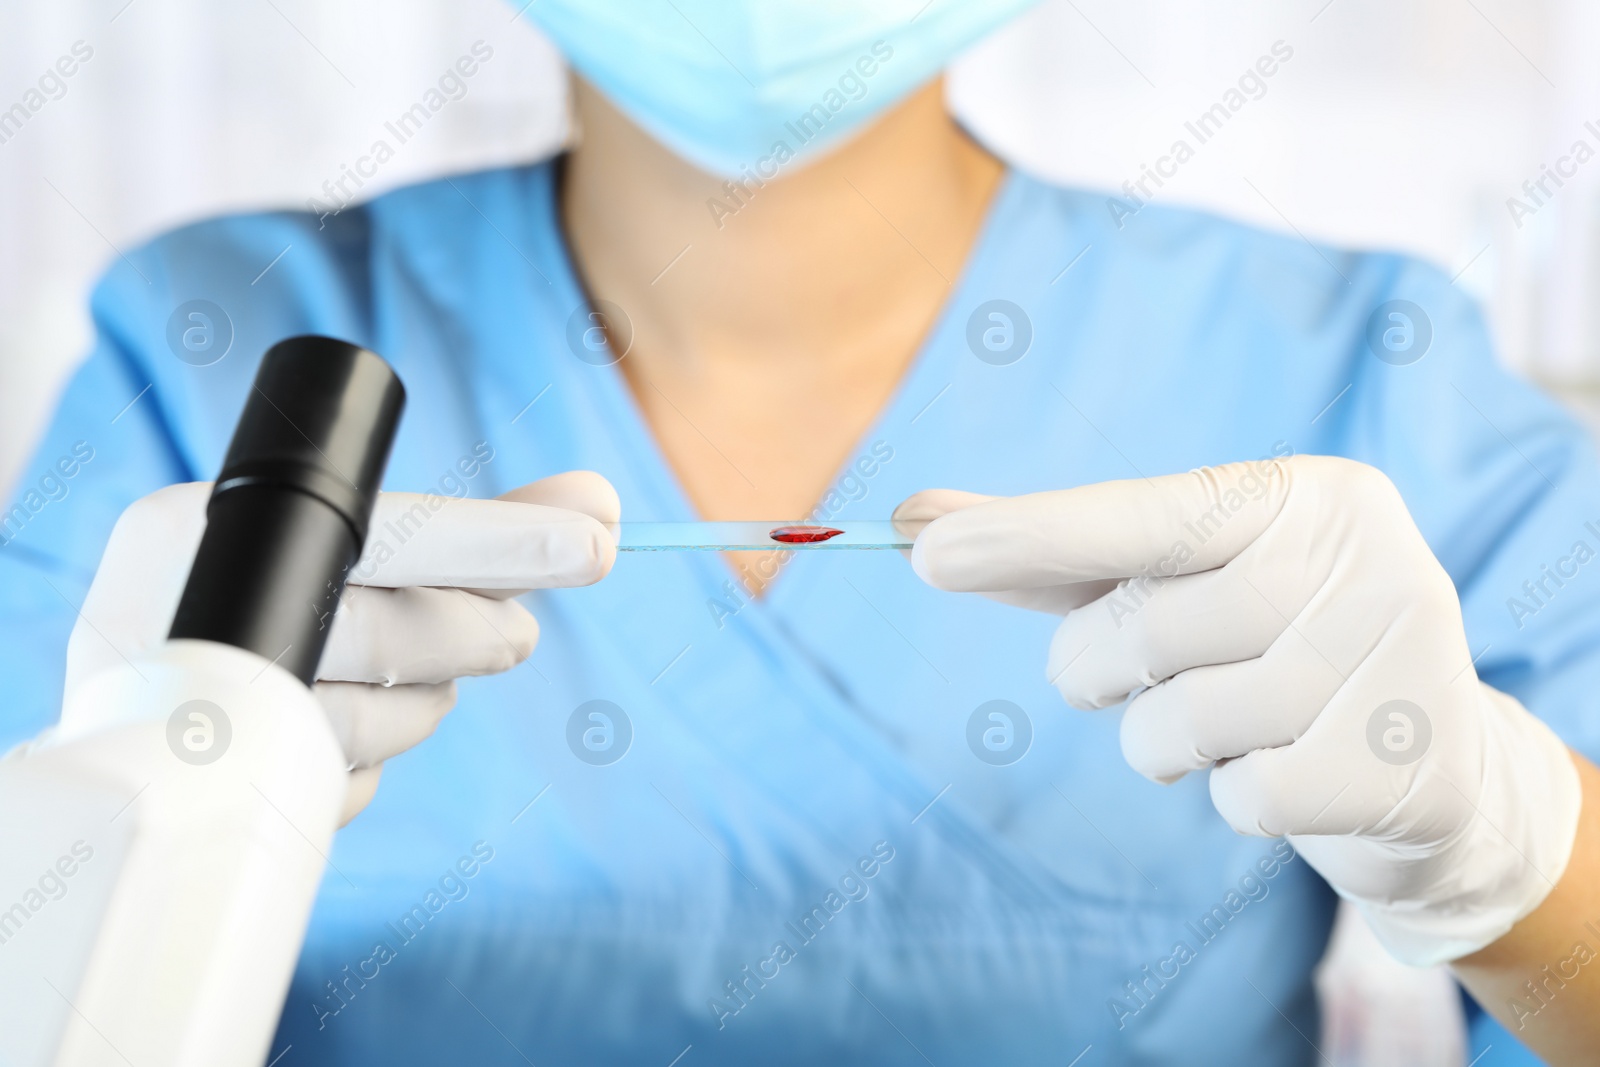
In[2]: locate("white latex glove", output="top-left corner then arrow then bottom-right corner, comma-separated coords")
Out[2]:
65,471 -> 618,824
898,455 -> 1581,965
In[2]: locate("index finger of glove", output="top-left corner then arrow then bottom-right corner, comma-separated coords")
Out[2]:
473,470 -> 621,599
895,488 -> 1119,614
909,461 -> 1290,593
496,469 -> 621,523
352,495 -> 615,590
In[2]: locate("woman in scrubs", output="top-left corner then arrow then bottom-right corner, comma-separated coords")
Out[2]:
3,2 -> 1598,1063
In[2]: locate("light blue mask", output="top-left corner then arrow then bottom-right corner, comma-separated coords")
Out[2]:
519,0 -> 1038,178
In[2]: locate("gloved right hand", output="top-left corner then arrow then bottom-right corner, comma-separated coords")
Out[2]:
63,470 -> 619,823
897,457 -> 1581,966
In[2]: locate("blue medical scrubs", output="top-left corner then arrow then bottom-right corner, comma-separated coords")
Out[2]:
4,161 -> 1596,1065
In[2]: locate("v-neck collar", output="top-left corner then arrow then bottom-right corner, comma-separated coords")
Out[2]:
535,161 -> 1029,612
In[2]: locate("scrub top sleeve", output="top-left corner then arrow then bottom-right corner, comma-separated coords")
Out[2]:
0,262 -> 196,747
1354,257 -> 1600,764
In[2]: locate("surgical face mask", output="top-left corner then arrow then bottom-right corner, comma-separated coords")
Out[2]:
519,0 -> 1038,178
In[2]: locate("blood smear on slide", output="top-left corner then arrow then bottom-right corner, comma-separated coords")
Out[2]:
611,520 -> 916,551
768,525 -> 845,544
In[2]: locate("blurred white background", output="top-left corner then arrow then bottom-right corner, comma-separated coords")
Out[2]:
4,0 -> 1600,498
2,1 -> 1588,1060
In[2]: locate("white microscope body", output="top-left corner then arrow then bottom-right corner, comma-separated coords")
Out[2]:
0,640 -> 346,1066
0,337 -> 404,1066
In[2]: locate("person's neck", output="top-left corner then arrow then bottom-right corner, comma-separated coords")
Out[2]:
560,76 -> 1004,383
558,75 -> 1002,593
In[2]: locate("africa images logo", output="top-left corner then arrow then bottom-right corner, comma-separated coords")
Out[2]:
1365,700 -> 1431,766
166,699 -> 231,765
965,300 -> 1032,366
1365,301 -> 1432,366
966,700 -> 1032,766
567,700 -> 632,766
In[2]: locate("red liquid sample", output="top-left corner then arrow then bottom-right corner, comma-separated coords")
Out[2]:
769,525 -> 844,544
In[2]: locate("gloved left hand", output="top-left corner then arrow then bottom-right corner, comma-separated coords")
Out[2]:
897,455 -> 1581,965
64,471 -> 618,824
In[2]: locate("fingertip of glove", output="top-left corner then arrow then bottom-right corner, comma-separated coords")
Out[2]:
503,605 -> 542,662
339,765 -> 383,827
1116,717 -> 1192,785
500,470 -> 622,525
893,488 -> 996,523
570,514 -> 618,585
893,490 -> 943,523
1045,625 -> 1097,709
908,532 -> 951,589
1206,759 -> 1280,838
571,470 -> 622,526
1048,681 -> 1100,713
908,508 -> 977,590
